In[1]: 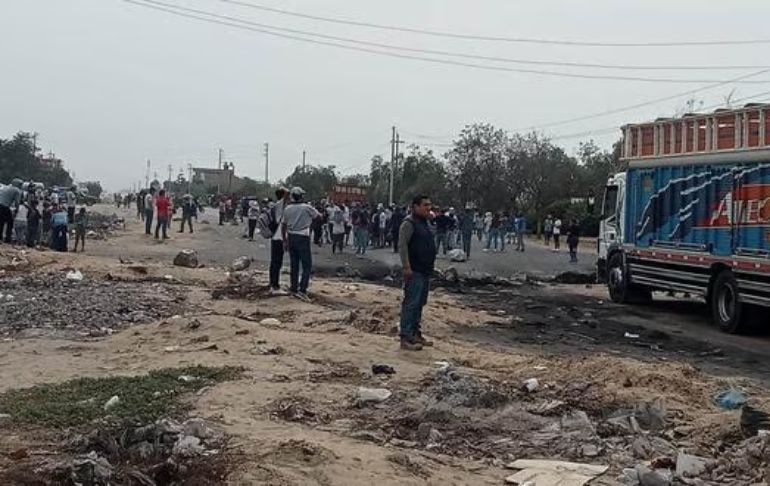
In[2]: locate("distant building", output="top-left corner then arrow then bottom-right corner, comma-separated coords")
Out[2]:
192,165 -> 246,194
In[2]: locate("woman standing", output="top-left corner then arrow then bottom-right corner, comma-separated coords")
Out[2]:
567,219 -> 581,263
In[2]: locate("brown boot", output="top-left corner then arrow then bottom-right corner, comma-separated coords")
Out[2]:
415,334 -> 434,347
400,338 -> 423,351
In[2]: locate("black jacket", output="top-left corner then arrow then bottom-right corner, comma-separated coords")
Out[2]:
407,216 -> 437,275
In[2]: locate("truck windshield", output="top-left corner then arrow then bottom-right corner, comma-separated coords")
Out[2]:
602,185 -> 619,218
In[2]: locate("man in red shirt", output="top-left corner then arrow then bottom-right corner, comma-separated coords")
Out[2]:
155,190 -> 171,240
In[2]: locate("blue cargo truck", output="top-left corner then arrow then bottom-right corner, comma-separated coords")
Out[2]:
598,104 -> 770,333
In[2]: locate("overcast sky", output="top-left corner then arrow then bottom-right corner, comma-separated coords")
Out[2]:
2,0 -> 768,191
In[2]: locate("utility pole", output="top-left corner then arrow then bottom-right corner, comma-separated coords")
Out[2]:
389,126 -> 396,206
145,159 -> 151,188
263,143 -> 270,183
187,163 -> 193,193
302,150 -> 306,171
218,148 -> 223,170
167,164 -> 173,189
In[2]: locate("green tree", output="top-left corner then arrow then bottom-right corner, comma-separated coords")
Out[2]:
83,181 -> 103,198
0,132 -> 73,187
283,164 -> 338,201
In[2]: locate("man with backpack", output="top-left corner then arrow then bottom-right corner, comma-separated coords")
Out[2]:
281,187 -> 321,300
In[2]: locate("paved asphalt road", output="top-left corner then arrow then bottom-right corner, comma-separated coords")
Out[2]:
93,205 -> 595,280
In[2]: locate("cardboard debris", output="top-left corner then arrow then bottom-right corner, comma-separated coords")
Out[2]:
505,459 -> 608,486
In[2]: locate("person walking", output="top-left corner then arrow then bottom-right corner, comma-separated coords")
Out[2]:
269,187 -> 290,295
459,208 -> 474,259
154,190 -> 170,240
179,195 -> 195,234
390,206 -> 405,253
137,190 -> 145,220
144,189 -> 155,235
485,212 -> 504,252
398,195 -> 437,351
552,217 -> 562,252
26,200 -> 41,248
567,219 -> 581,263
13,199 -> 29,245
433,209 -> 451,255
352,204 -> 370,255
515,213 -> 527,252
474,212 -> 484,242
66,186 -> 77,224
543,215 -> 553,246
282,187 -> 320,300
247,200 -> 260,240
0,179 -> 22,243
72,207 -> 87,252
330,203 -> 346,254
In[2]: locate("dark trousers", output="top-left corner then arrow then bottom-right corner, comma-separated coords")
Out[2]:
399,271 -> 430,340
269,239 -> 284,289
568,236 -> 579,262
0,205 -> 13,243
288,234 -> 312,293
392,231 -> 400,253
248,219 -> 257,239
26,223 -> 40,248
180,215 -> 194,233
435,233 -> 449,255
52,224 -> 68,252
155,217 -> 168,239
332,233 -> 344,253
313,224 -> 323,245
462,231 -> 473,258
67,207 -> 76,224
144,209 -> 154,235
219,212 -> 225,225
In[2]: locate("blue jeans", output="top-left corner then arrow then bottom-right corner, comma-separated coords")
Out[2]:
435,233 -> 449,255
288,234 -> 312,293
354,227 -> 368,254
486,228 -> 504,250
400,271 -> 430,340
155,216 -> 168,239
144,209 -> 154,234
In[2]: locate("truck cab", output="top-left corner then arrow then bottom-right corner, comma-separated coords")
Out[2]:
597,172 -> 626,282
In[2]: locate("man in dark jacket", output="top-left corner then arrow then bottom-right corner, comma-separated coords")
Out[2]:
398,195 -> 437,351
390,206 -> 405,253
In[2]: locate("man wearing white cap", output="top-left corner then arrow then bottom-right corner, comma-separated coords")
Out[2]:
282,186 -> 321,300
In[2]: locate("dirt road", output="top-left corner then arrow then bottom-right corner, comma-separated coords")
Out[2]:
0,208 -> 769,485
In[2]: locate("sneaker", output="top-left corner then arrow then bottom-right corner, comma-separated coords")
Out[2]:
294,291 -> 312,302
400,339 -> 423,351
415,334 -> 434,347
268,287 -> 289,296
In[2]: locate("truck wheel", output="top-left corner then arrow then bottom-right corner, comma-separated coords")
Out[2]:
607,253 -> 630,303
607,253 -> 651,304
710,271 -> 744,333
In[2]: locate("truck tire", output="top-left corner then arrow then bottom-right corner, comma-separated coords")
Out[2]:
710,270 -> 744,334
607,253 -> 652,304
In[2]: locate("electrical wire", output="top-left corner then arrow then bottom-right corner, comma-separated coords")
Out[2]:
123,0 -> 770,84
211,0 -> 770,48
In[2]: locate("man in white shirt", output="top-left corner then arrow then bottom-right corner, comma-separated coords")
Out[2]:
281,187 -> 320,299
269,187 -> 290,295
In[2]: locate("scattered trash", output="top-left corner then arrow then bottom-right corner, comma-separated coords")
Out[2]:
178,375 -> 197,383
740,404 -> 770,436
356,387 -> 392,404
260,318 -> 282,326
371,364 -> 396,375
624,332 -> 640,339
675,452 -> 709,478
230,256 -> 251,272
448,248 -> 467,262
173,249 -> 199,268
714,388 -> 747,410
172,435 -> 205,457
522,378 -> 540,393
505,459 -> 608,486
164,346 -> 180,353
103,395 -> 120,411
71,451 -> 114,484
235,329 -> 249,335
65,270 -> 84,281
0,413 -> 11,424
253,344 -> 284,355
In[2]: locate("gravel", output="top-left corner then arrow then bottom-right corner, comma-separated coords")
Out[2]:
0,272 -> 188,339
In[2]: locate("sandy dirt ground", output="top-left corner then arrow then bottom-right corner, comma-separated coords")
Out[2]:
1,207 -> 769,485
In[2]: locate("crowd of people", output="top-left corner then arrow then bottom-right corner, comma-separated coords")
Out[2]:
0,179 -> 89,252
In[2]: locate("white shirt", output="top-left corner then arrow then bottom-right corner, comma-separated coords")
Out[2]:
330,207 -> 346,234
553,219 -> 562,235
15,204 -> 29,222
272,199 -> 286,241
144,193 -> 154,212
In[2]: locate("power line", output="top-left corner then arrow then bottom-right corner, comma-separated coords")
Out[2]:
123,0 -> 770,84
130,1 -> 770,72
211,0 -> 770,48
